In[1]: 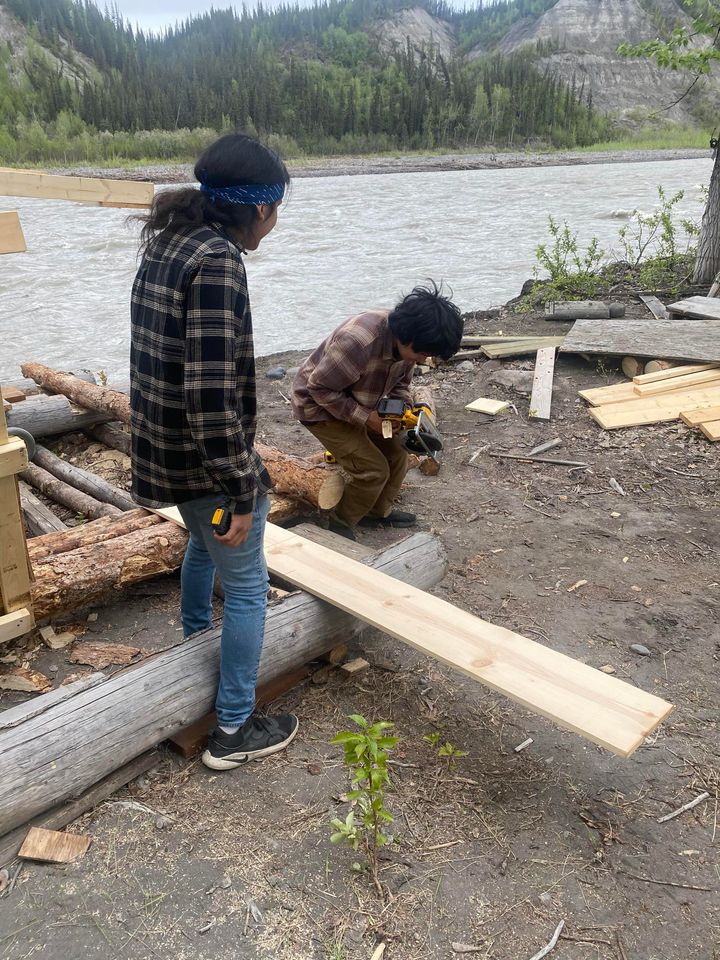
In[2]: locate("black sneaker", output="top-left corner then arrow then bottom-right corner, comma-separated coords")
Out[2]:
202,713 -> 299,770
327,520 -> 357,541
358,510 -> 417,529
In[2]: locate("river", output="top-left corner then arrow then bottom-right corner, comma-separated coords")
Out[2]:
0,156 -> 712,383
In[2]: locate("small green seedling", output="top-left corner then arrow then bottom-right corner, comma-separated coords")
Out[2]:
330,714 -> 398,896
424,731 -> 468,762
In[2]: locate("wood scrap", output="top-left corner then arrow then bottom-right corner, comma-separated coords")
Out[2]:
528,438 -> 562,456
1,386 -> 26,404
529,346 -> 556,420
465,398 -> 509,415
18,826 -> 90,863
639,294 -> 669,321
67,641 -> 140,669
529,920 -> 565,960
340,657 -> 370,676
699,420 -> 720,441
0,668 -> 51,693
561,316 -> 720,362
19,481 -> 67,536
487,452 -> 588,467
657,791 -> 710,823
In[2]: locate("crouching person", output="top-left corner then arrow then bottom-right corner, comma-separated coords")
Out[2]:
291,282 -> 463,532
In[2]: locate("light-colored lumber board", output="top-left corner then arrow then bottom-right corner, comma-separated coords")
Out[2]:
579,381 -> 641,406
633,362 -> 719,385
464,397 -> 509,415
0,608 -> 33,644
0,436 -> 28,479
667,296 -> 720,322
633,369 -> 720,397
482,336 -> 565,358
0,169 -> 153,208
0,418 -> 34,618
560,316 -> 720,362
461,336 -> 531,346
0,211 -> 26,254
638,294 -> 669,320
680,405 -> 720,426
260,525 -> 672,757
529,346 -> 556,420
588,385 -> 720,429
18,826 -> 90,863
699,420 -> 720,441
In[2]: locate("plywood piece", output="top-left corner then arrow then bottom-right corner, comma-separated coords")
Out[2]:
633,362 -> 719,385
699,420 -> 720,441
262,525 -> 672,757
561,316 -> 720,362
465,397 -> 510,415
529,346 -> 556,420
0,169 -> 153,208
0,212 -> 26,254
589,385 -> 720,429
633,369 -> 720,396
667,296 -> 720,322
18,826 -> 90,863
680,405 -> 720,426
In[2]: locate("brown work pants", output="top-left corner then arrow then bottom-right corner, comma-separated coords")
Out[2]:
304,420 -> 408,527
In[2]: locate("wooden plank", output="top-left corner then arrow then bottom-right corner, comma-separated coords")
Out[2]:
633,362 -> 720,385
579,381 -> 642,407
18,826 -> 91,863
588,385 -> 720,429
0,437 -> 28,479
262,525 -> 672,757
19,481 -> 67,537
680,405 -> 720,426
639,294 -> 669,320
699,420 -> 720,441
0,403 -> 34,620
0,170 -> 153,208
464,397 -> 510,415
529,346 -> 556,420
0,212 -> 26,254
482,336 -> 565,358
0,608 -> 33,644
633,369 -> 720,397
560,316 -> 720,362
667,296 -> 720,322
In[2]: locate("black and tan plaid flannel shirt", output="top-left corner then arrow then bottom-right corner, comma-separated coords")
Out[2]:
130,222 -> 271,515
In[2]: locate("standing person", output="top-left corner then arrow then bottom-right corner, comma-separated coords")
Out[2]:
130,133 -> 299,771
291,283 -> 463,532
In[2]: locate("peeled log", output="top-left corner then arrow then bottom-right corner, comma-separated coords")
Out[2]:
33,445 -> 136,512
0,531 -> 445,837
21,462 -> 122,521
31,521 -> 188,619
7,394 -> 112,439
21,363 -> 131,424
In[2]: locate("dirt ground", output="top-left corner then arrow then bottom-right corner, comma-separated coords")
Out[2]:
1,286 -> 719,960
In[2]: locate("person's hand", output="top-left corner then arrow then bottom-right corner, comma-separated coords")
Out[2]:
366,410 -> 385,435
215,511 -> 253,546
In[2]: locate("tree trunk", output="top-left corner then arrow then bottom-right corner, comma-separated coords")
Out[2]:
6,394 -> 112,439
30,521 -> 188,619
85,423 -> 130,456
20,462 -> 122,521
693,148 -> 720,286
28,510 -> 163,562
20,363 -> 131,423
32,445 -> 136,512
0,532 -> 446,837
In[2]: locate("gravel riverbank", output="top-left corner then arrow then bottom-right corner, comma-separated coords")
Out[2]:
52,146 -> 711,183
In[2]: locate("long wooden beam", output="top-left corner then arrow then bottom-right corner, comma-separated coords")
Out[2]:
0,169 -> 153,208
0,212 -> 26,254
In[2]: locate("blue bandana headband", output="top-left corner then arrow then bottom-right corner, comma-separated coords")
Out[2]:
200,181 -> 285,206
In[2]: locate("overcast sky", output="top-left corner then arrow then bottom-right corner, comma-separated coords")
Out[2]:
112,1 -> 287,34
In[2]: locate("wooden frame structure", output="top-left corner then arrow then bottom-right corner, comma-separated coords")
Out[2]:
0,402 -> 34,644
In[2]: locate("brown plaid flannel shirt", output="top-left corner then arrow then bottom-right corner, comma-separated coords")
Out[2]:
291,310 -> 414,425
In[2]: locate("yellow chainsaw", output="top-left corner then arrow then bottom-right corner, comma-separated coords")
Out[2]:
376,397 -> 443,461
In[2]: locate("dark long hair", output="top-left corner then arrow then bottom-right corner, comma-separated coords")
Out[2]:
137,133 -> 290,249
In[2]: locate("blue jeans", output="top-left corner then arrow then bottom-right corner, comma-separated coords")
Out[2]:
177,493 -> 270,728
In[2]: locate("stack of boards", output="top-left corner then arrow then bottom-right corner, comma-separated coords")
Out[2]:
580,362 -> 720,440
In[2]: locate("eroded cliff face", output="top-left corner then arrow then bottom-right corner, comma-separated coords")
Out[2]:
368,6 -> 457,62
485,0 -> 718,122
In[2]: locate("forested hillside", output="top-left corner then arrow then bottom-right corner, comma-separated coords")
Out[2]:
0,0 -> 684,163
